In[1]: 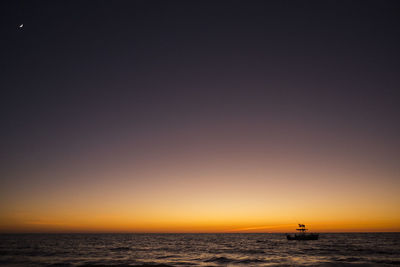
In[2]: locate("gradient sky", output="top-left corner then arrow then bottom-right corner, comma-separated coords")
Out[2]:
1,0 -> 399,233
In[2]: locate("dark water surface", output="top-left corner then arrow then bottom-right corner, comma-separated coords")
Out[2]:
0,233 -> 399,266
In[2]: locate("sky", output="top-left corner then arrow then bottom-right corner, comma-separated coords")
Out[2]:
0,0 -> 399,233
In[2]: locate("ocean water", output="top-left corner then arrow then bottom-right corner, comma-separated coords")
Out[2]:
0,233 -> 399,266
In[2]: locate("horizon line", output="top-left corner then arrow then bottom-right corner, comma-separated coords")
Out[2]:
1,231 -> 399,234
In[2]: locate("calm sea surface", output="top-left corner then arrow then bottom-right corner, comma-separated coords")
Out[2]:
0,233 -> 399,266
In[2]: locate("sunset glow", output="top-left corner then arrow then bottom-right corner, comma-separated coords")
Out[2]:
1,0 -> 399,234
1,143 -> 399,232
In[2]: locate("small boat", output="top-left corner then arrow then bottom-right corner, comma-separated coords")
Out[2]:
286,224 -> 319,240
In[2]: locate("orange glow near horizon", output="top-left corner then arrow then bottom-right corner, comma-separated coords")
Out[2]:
1,154 -> 399,233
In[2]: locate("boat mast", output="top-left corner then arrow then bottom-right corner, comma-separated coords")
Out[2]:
296,224 -> 308,233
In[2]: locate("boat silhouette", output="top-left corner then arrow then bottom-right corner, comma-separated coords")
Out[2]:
286,224 -> 319,240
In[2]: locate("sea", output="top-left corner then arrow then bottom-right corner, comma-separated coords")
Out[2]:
0,233 -> 399,266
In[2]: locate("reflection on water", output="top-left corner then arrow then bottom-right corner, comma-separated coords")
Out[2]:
0,233 -> 399,266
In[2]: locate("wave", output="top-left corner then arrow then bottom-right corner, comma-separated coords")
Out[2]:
156,255 -> 176,259
235,258 -> 266,264
373,259 -> 400,265
204,256 -> 266,264
109,247 -> 131,251
204,256 -> 234,264
238,249 -> 265,254
78,265 -> 174,267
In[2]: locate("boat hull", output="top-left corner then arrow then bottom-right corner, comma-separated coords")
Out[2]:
286,234 -> 319,240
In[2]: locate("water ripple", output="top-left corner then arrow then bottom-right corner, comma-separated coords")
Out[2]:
0,233 -> 398,266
